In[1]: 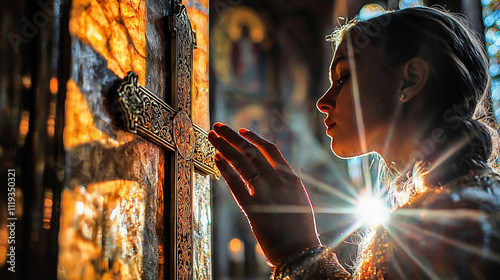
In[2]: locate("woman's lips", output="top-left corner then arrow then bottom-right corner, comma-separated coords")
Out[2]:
324,120 -> 336,130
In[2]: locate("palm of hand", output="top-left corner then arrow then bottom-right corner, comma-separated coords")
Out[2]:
208,123 -> 322,265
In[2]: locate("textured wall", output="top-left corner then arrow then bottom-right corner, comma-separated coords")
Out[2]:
57,0 -> 164,279
0,0 -> 212,278
186,0 -> 210,131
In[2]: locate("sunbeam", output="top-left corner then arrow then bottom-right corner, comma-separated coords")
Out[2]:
427,136 -> 470,173
326,220 -> 365,250
355,193 -> 390,226
360,156 -> 375,198
384,225 -> 442,280
381,103 -> 403,161
390,210 -> 500,263
245,204 -> 385,216
346,33 -> 367,153
246,205 -> 355,214
299,172 -> 358,204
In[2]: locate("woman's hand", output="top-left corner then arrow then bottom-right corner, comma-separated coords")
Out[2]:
208,122 -> 322,266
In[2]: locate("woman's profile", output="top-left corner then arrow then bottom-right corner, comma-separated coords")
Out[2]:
208,6 -> 500,279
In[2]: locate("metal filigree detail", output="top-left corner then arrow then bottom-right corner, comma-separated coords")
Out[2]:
194,125 -> 220,179
117,72 -> 176,151
193,172 -> 211,280
176,158 -> 193,280
173,111 -> 195,160
173,6 -> 196,112
112,6 -> 215,280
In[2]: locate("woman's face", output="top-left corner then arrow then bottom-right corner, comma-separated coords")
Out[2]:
317,40 -> 403,158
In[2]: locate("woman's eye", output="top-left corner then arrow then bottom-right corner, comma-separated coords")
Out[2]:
336,74 -> 350,87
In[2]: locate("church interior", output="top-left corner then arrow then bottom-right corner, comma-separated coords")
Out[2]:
0,0 -> 498,279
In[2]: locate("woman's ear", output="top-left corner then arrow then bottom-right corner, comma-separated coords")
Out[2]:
400,57 -> 429,103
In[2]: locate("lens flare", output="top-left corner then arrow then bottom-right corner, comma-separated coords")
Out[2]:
355,193 -> 390,226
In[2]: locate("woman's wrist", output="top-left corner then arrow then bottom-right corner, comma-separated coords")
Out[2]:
270,245 -> 327,268
260,234 -> 322,266
249,211 -> 321,265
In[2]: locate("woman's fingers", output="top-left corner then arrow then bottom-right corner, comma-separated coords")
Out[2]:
212,123 -> 275,176
214,153 -> 253,205
239,128 -> 293,172
209,131 -> 259,183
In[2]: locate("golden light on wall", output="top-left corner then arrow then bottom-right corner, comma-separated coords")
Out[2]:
59,1 -> 150,278
60,0 -> 212,278
186,1 -> 210,130
64,80 -> 136,149
58,181 -> 146,279
69,0 -> 146,85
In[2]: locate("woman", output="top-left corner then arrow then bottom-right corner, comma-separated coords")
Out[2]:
208,6 -> 500,279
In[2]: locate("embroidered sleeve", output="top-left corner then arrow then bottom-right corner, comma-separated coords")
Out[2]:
271,246 -> 351,280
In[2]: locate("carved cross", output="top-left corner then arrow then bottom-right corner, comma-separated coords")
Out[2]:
115,5 -> 218,280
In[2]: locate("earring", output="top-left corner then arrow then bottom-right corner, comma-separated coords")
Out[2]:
400,92 -> 406,100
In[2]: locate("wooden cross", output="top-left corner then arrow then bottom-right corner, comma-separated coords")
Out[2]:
115,5 -> 218,280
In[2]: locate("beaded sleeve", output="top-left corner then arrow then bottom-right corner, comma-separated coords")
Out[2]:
271,246 -> 351,280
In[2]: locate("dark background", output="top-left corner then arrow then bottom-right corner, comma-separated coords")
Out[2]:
209,1 -> 490,279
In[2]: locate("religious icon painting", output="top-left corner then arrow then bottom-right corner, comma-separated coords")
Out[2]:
212,6 -> 276,100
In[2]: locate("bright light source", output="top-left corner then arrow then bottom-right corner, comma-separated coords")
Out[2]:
355,194 -> 390,226
76,201 -> 84,215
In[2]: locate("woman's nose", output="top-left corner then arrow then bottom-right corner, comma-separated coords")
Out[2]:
316,87 -> 335,113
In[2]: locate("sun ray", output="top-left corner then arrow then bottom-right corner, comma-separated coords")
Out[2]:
427,136 -> 470,173
318,214 -> 360,244
345,33 -> 367,153
381,103 -> 403,161
395,208 -> 491,219
383,224 -> 442,280
314,206 -> 358,214
299,172 -> 358,204
356,193 -> 390,226
361,156 -> 374,197
390,211 -> 500,263
246,205 -> 358,215
326,220 -> 365,250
